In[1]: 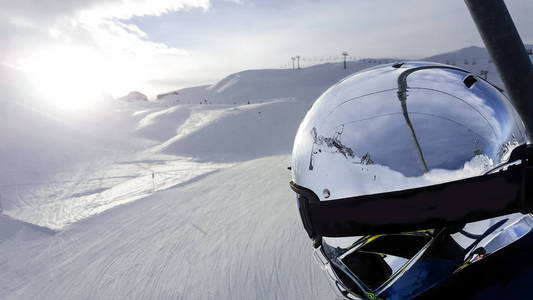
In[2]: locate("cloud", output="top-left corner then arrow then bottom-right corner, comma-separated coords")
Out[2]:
80,0 -> 210,20
1,0 -> 211,99
222,0 -> 245,5
2,0 -> 210,57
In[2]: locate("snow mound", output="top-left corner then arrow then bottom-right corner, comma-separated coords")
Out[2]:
158,99 -> 309,162
117,91 -> 148,102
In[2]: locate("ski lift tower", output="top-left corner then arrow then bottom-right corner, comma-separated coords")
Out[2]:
291,57 -> 295,69
342,52 -> 348,69
296,55 -> 301,69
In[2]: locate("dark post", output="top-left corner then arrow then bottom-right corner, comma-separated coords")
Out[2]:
465,0 -> 533,139
342,52 -> 348,69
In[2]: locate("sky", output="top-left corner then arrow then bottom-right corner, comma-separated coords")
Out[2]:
1,0 -> 533,109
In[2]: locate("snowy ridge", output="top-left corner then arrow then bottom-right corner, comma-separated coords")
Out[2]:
159,61 -> 376,105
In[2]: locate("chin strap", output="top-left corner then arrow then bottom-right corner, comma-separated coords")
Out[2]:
291,144 -> 533,238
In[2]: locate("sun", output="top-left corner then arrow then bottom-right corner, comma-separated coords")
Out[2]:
20,46 -> 110,111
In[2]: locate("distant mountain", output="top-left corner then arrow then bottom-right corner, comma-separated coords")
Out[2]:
424,46 -> 489,62
423,44 -> 533,90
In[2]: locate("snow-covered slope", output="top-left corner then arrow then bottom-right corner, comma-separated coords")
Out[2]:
1,45 -> 528,299
1,156 -> 334,299
158,60 -> 389,105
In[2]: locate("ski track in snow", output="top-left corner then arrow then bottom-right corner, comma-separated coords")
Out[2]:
3,157 -> 233,230
215,74 -> 240,93
147,107 -> 229,154
0,156 -> 336,299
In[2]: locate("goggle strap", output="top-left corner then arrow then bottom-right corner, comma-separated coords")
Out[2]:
290,144 -> 532,237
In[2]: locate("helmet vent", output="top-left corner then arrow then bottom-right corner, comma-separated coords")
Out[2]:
463,75 -> 478,88
392,62 -> 404,68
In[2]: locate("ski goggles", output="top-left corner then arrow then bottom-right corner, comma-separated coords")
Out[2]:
310,214 -> 533,299
290,143 -> 532,239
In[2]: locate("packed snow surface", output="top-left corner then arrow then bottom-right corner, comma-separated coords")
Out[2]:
0,60 -> 337,299
1,46 -> 530,299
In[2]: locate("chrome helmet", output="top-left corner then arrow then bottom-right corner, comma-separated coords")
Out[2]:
290,62 -> 532,299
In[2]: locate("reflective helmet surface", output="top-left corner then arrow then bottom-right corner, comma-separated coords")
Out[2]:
292,62 -> 526,201
290,62 -> 529,299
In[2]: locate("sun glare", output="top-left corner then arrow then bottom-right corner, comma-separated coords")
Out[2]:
20,46 -> 111,111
